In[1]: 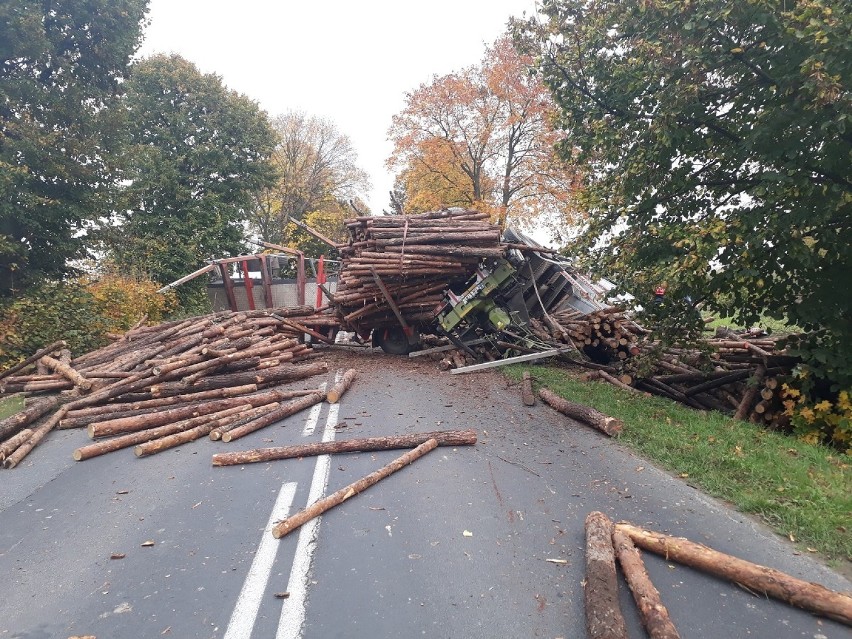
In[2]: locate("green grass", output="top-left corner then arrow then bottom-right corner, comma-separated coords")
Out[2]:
0,395 -> 24,420
703,312 -> 798,334
507,364 -> 851,564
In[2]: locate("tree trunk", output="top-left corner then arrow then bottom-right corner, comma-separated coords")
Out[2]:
272,438 -> 439,539
539,388 -> 623,436
212,429 -> 477,466
208,402 -> 283,441
0,428 -> 34,461
615,523 -> 852,626
220,392 -> 326,442
611,527 -> 681,639
0,396 -> 61,440
521,371 -> 535,406
0,340 -> 67,381
39,355 -> 92,391
584,511 -> 628,639
3,406 -> 68,469
326,368 -> 357,403
734,364 -> 766,421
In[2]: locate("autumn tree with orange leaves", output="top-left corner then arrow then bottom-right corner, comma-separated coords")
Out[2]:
387,35 -> 581,234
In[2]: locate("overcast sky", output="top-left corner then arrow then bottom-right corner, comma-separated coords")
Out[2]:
137,0 -> 540,215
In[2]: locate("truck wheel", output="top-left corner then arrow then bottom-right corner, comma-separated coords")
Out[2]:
375,327 -> 416,355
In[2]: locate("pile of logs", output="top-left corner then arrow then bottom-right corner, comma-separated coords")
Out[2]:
333,209 -> 507,335
0,306 -> 335,468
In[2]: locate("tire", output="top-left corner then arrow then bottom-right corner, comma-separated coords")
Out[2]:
375,326 -> 416,355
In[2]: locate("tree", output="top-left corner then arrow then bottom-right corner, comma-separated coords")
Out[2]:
387,34 -> 581,231
249,112 -> 371,245
104,54 -> 277,305
0,0 -> 149,295
520,0 -> 852,384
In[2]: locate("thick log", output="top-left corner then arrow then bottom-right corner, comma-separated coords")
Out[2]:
73,404 -> 253,461
734,364 -> 766,421
521,371 -> 535,406
0,428 -> 34,461
0,395 -> 62,440
539,388 -> 623,437
213,429 -> 477,466
616,523 -> 852,626
584,512 -> 628,639
272,438 -> 439,538
134,422 -> 215,457
38,355 -> 88,391
220,391 -> 326,442
326,368 -> 357,403
611,527 -> 681,639
3,406 -> 68,469
208,402 -> 282,441
0,340 -> 67,381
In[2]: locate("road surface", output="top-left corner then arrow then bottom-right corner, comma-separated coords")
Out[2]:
1,348 -> 849,638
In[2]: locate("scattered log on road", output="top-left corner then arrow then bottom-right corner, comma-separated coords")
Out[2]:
611,526 -> 681,639
220,391 -> 326,442
0,428 -> 34,462
272,438 -> 439,539
616,523 -> 852,626
212,429 -> 477,466
3,406 -> 68,469
0,395 -> 61,440
521,371 -> 535,406
326,368 -> 357,403
584,511 -> 628,639
539,388 -> 623,437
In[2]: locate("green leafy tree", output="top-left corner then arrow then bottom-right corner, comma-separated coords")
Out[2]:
105,54 -> 277,306
519,0 -> 852,385
0,0 -> 149,295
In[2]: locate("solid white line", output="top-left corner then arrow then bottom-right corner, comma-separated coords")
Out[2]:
224,481 -> 298,639
300,382 -> 327,436
276,372 -> 341,639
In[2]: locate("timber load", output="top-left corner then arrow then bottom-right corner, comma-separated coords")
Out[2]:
0,307 -> 332,468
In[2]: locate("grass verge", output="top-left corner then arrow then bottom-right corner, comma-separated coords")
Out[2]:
0,394 -> 25,420
506,364 -> 851,565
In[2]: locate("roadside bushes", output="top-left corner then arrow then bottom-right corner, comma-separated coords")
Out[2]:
0,276 -> 175,371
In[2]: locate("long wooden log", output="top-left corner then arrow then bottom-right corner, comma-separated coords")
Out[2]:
73,404 -> 255,461
0,340 -> 67,381
272,438 -> 439,538
0,395 -> 62,440
0,428 -> 34,461
734,364 -> 767,421
326,369 -> 357,403
521,371 -> 535,406
134,422 -> 215,457
539,388 -> 623,437
3,406 -> 68,469
208,402 -> 283,441
220,391 -> 326,442
611,527 -> 681,639
213,429 -> 476,466
39,355 -> 92,391
616,523 -> 852,626
584,512 -> 628,639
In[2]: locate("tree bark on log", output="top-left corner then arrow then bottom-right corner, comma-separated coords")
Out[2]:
3,406 -> 68,469
208,402 -> 283,441
0,396 -> 61,440
220,391 -> 326,442
584,511 -> 628,639
39,355 -> 92,391
611,527 -> 681,639
73,404 -> 255,461
0,428 -> 34,461
539,388 -> 623,437
272,438 -> 439,538
0,340 -> 67,381
134,422 -> 216,457
734,365 -> 766,421
212,429 -> 476,466
615,523 -> 852,626
521,371 -> 535,406
326,368 -> 357,403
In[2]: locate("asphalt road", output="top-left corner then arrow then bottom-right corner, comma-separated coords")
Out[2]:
1,348 -> 849,639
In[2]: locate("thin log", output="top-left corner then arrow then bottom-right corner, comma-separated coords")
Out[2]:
0,428 -> 34,461
272,438 -> 439,538
39,355 -> 92,391
220,391 -> 325,442
3,406 -> 68,469
734,364 -> 766,421
539,388 -> 623,437
611,527 -> 681,639
616,523 -> 852,626
209,402 -> 282,441
521,371 -> 535,406
0,340 -> 67,381
326,368 -> 357,403
134,422 -> 215,457
584,512 -> 628,639
0,395 -> 61,440
597,370 -> 644,395
73,404 -> 253,461
213,429 -> 476,466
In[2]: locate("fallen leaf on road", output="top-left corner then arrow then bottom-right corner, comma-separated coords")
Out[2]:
463,530 -> 473,537
116,490 -> 129,495
109,553 -> 126,560
545,558 -> 568,564
368,506 -> 385,511
141,540 -> 155,547
274,592 -> 290,599
191,501 -> 202,509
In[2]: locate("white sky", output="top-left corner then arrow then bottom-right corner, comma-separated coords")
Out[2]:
137,0 -> 540,215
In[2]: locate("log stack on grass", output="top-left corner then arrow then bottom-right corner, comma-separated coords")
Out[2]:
0,307 -> 334,468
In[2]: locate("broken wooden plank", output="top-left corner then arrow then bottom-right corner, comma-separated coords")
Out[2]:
450,348 -> 567,374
